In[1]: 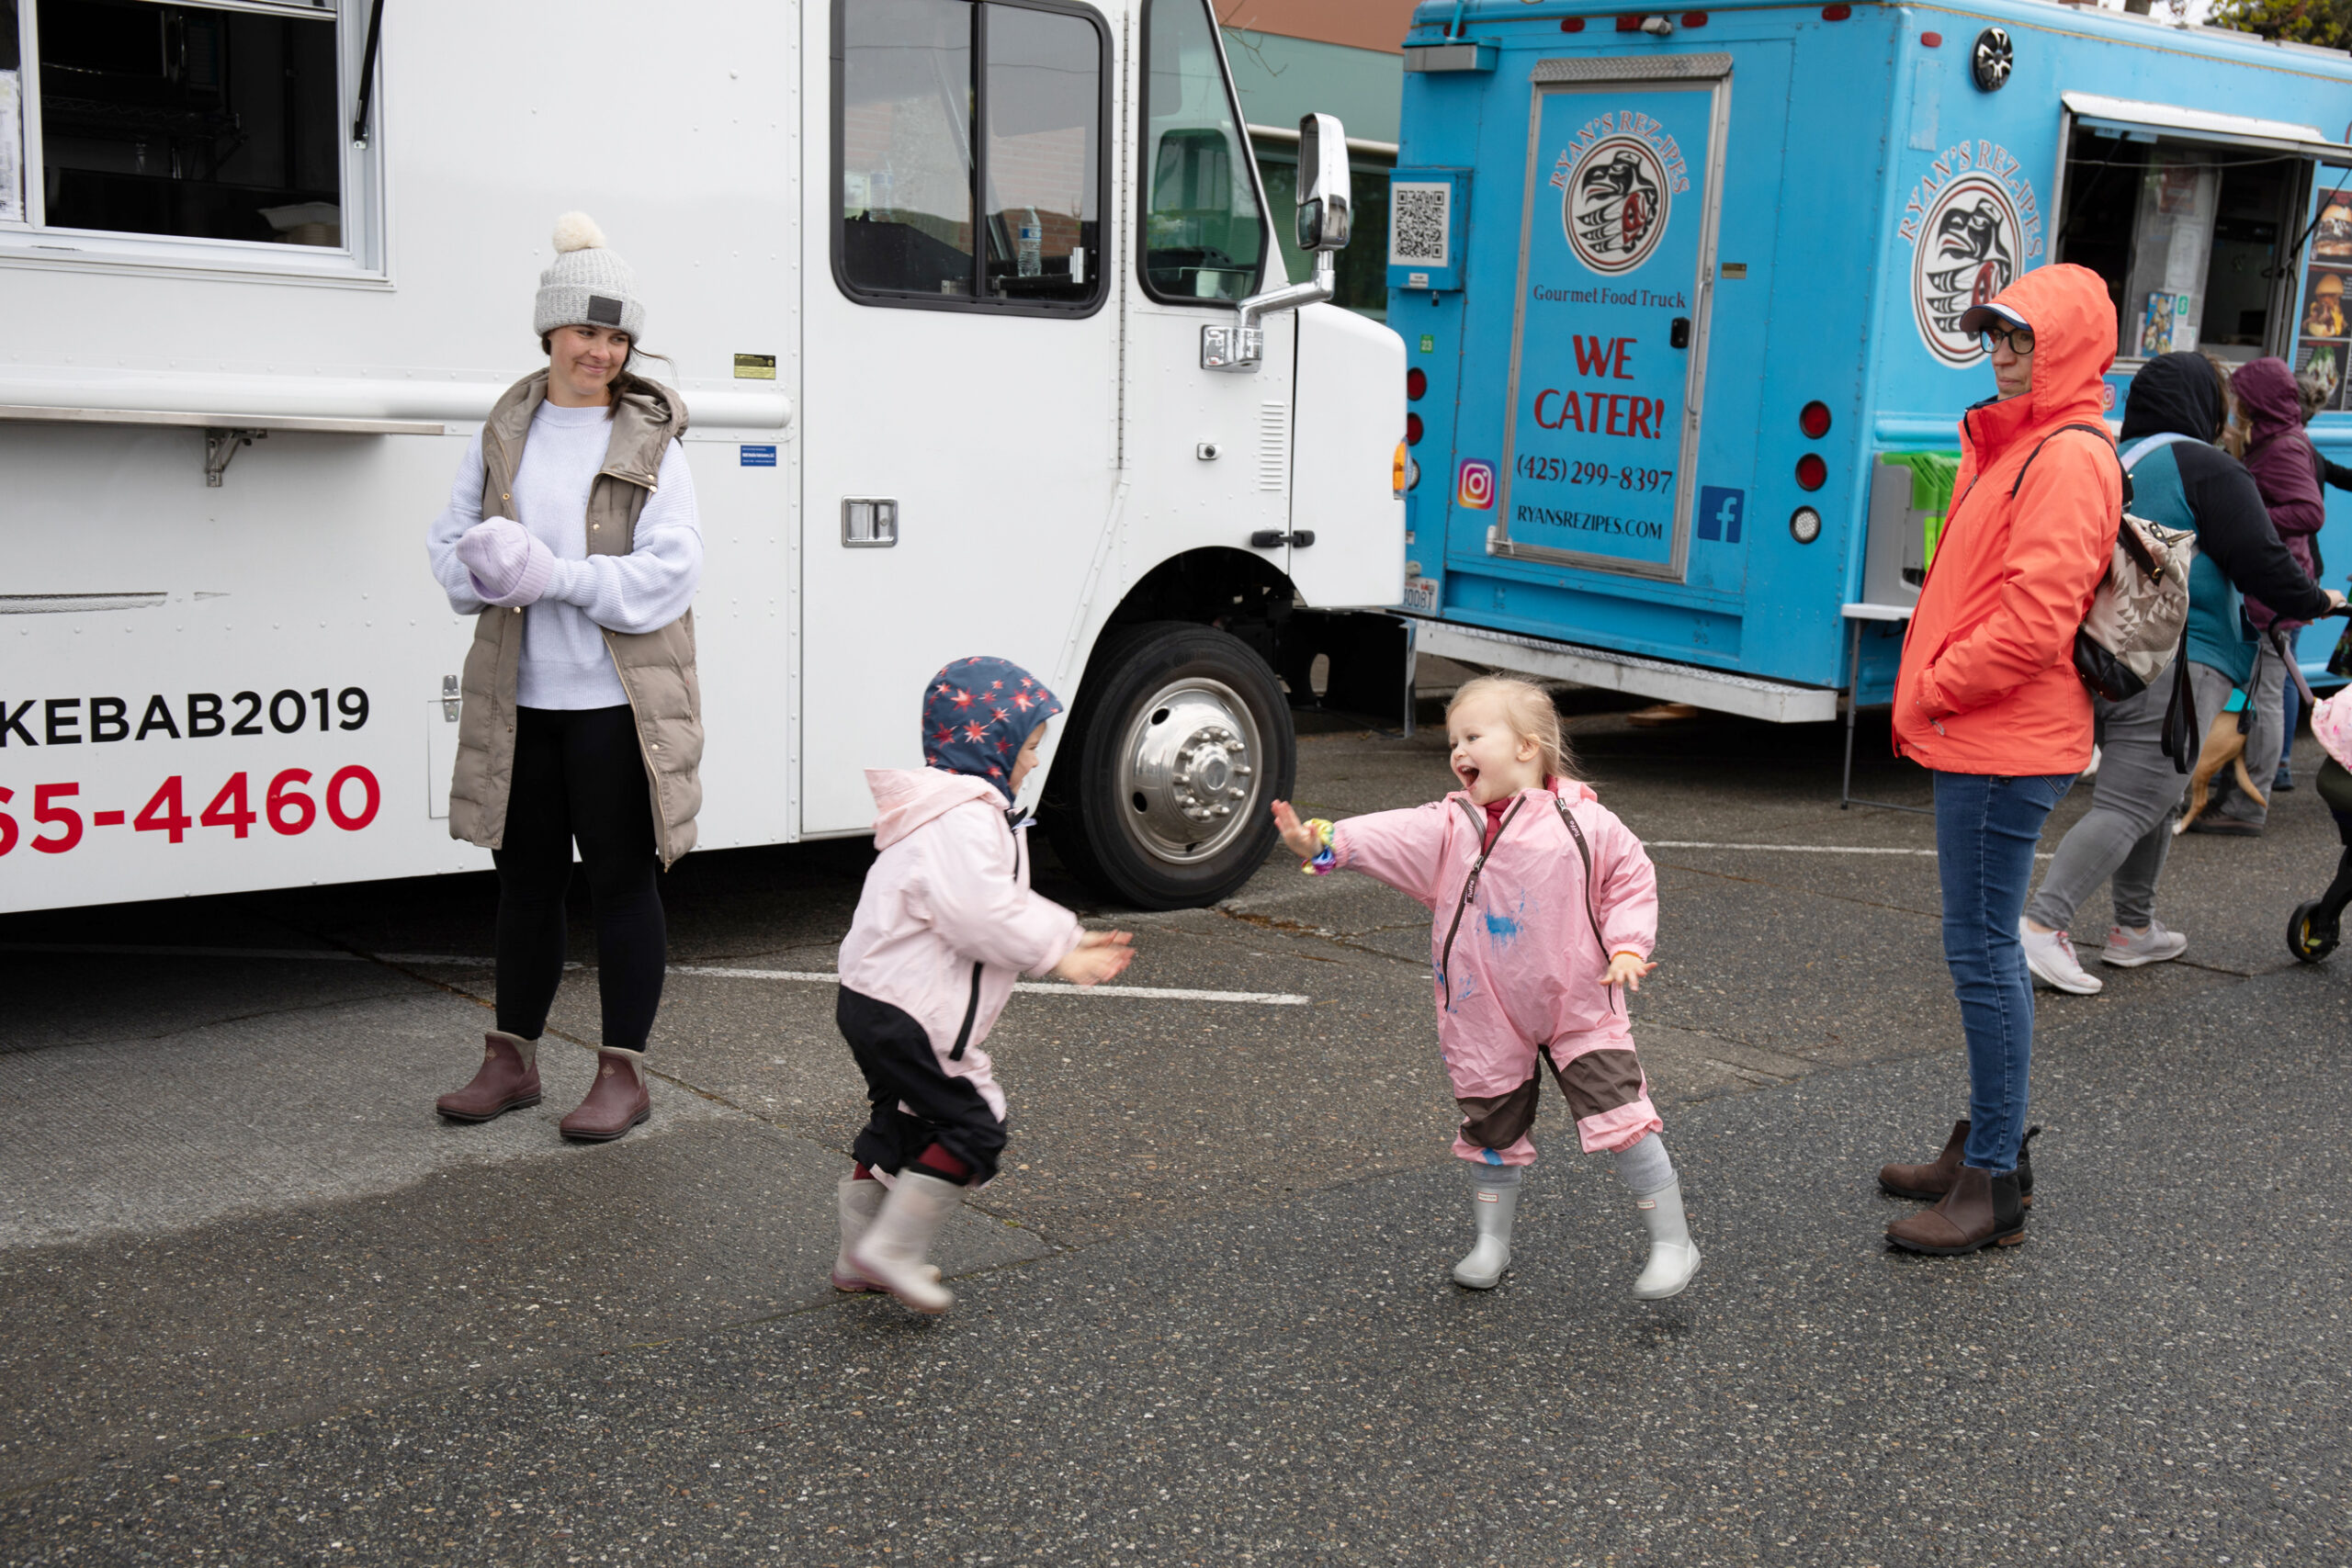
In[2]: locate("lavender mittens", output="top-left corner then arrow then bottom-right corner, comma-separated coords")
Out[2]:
455,518 -> 555,608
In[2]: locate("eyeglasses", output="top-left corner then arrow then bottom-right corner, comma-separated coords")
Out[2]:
1979,325 -> 2035,356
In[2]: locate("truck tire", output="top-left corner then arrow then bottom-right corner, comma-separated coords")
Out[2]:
1043,621 -> 1296,910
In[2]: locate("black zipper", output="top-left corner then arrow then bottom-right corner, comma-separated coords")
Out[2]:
948,962 -> 983,1060
950,814 -> 1026,1061
1438,796 -> 1522,1009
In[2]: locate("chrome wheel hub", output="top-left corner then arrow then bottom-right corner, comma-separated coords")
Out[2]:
1115,677 -> 1263,865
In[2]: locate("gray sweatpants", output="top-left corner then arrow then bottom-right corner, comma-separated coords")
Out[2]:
2026,660 -> 2245,933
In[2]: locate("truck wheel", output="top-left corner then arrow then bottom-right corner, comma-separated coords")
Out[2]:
1044,621 -> 1296,910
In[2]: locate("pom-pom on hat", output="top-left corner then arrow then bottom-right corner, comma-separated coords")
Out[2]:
534,211 -> 645,343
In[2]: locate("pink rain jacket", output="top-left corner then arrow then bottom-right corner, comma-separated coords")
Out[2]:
838,768 -> 1084,1116
1331,780 -> 1662,1153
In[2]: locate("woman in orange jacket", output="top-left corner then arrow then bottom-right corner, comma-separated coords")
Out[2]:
1876,265 -> 2120,1257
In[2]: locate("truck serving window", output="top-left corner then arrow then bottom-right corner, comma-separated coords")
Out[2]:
1138,0 -> 1264,304
834,0 -> 1107,315
2055,122 -> 2308,367
1,0 -> 359,258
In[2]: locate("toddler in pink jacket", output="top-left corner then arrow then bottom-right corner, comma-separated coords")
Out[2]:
1272,675 -> 1700,1299
832,657 -> 1134,1315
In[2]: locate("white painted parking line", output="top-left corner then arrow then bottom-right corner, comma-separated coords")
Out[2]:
0,944 -> 1309,1005
669,964 -> 1309,1005
1649,840 -> 2052,860
1649,840 -> 1938,857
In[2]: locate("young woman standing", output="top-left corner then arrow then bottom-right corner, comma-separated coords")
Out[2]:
1880,265 -> 2120,1255
426,214 -> 705,1141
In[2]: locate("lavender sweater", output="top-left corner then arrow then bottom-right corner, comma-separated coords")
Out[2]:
427,400 -> 703,709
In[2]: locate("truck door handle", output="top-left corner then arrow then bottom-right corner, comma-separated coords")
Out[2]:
1669,317 -> 1690,348
1250,529 -> 1316,548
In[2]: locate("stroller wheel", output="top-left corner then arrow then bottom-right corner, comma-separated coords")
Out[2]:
2288,899 -> 2340,964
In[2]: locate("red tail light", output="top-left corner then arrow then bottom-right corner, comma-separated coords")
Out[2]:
1408,412 -> 1424,446
1561,16 -> 1586,28
1799,400 -> 1832,439
1407,367 -> 1428,400
1822,4 -> 1851,17
1795,453 -> 1828,491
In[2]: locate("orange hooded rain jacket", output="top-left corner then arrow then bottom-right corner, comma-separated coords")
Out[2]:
1894,264 -> 2121,776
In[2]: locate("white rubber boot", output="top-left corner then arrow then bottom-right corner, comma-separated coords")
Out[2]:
831,1177 -> 887,1292
1452,1176 -> 1521,1290
1631,1178 -> 1702,1300
833,1177 -> 943,1294
845,1169 -> 961,1314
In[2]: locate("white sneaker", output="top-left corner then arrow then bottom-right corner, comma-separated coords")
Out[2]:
2019,919 -> 2102,994
2101,918 -> 2188,967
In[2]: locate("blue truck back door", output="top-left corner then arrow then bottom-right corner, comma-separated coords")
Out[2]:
1491,58 -> 1728,584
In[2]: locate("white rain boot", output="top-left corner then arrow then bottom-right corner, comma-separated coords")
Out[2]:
846,1169 -> 961,1314
1631,1178 -> 1702,1300
831,1177 -> 887,1292
832,1177 -> 943,1294
1453,1175 -> 1521,1290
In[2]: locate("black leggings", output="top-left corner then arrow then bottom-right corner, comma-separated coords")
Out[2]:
493,705 -> 666,1051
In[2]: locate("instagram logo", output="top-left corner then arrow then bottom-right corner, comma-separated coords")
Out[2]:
1456,458 -> 1496,510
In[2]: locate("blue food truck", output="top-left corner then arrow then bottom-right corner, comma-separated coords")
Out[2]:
1385,0 -> 2352,731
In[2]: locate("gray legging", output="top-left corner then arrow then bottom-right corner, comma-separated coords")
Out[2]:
2204,641 -> 2288,829
2026,660 -> 2249,934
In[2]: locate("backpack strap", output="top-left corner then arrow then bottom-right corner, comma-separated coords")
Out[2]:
2010,422 -> 2132,511
2120,431 -> 2196,471
2161,654 -> 2200,774
1552,794 -> 1623,1016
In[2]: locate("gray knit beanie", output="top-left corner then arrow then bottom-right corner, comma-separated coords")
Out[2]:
533,212 -> 645,342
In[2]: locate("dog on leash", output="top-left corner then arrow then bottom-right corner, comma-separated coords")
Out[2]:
2173,709 -> 2267,834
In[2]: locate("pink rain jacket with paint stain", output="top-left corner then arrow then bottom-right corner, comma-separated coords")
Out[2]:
1331,780 -> 1660,1124
838,768 -> 1083,1107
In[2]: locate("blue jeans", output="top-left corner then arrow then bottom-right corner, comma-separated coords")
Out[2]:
1933,771 -> 2074,1173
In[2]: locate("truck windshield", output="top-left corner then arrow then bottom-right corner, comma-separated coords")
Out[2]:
2055,123 -> 2308,367
1139,0 -> 1264,303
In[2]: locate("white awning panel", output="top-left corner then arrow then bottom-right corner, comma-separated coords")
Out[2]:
2062,92 -> 2352,165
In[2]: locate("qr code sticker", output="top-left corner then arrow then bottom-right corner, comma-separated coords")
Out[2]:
1390,183 -> 1451,268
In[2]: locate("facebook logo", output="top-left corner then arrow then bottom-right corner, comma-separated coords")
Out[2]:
1695,485 -> 1745,543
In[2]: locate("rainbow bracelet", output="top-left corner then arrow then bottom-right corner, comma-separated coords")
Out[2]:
1300,818 -> 1338,875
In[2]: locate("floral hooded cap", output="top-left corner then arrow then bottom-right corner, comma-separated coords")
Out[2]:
922,657 -> 1064,803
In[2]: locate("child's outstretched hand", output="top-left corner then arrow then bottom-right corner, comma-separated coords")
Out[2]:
1604,951 -> 1657,991
1271,800 -> 1324,859
1053,929 -> 1135,987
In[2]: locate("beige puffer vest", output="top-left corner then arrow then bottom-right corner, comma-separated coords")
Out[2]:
447,370 -> 705,867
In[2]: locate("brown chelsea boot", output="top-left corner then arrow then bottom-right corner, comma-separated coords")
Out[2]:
559,1047 -> 652,1142
435,1032 -> 542,1122
1880,1121 -> 2038,1208
1886,1166 -> 2026,1256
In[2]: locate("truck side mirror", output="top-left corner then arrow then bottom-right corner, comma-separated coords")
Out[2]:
1295,112 -> 1352,253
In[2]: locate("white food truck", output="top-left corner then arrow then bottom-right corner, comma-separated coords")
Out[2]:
0,0 -> 1405,913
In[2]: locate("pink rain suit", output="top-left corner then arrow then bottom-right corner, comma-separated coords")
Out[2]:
838,767 -> 1083,1132
1330,780 -> 1663,1165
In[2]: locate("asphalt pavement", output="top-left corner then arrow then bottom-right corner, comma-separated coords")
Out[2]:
4,698 -> 2348,1567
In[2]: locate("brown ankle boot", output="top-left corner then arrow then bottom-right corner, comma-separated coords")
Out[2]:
559,1047 -> 652,1142
1885,1166 -> 2026,1256
1879,1122 -> 2038,1208
435,1032 -> 541,1122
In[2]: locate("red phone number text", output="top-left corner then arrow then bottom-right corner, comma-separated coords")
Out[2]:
0,767 -> 380,856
